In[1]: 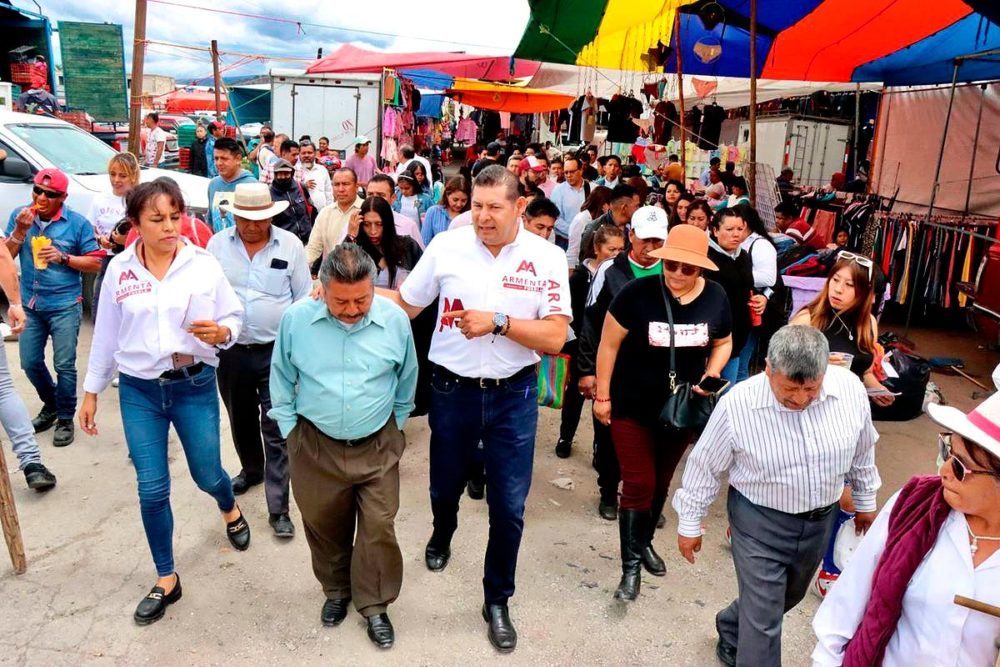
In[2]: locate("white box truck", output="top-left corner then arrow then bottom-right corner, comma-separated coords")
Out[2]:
270,69 -> 382,159
737,116 -> 850,187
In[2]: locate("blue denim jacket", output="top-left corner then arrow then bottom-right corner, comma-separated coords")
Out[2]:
6,205 -> 101,312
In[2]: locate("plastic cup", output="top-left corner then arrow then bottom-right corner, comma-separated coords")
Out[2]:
31,236 -> 51,270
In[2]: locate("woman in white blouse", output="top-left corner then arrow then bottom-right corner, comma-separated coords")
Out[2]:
77,180 -> 250,626
87,152 -> 140,320
812,393 -> 1000,666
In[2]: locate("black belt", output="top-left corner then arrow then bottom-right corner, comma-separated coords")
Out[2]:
159,362 -> 207,381
434,364 -> 535,389
232,341 -> 274,351
793,503 -> 838,521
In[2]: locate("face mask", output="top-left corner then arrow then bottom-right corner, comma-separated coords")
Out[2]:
274,177 -> 293,191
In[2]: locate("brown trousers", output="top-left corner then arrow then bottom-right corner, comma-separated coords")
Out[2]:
287,416 -> 406,617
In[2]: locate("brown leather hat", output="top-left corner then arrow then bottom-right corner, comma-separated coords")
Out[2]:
648,224 -> 718,271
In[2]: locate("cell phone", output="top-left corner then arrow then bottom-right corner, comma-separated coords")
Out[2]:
697,376 -> 730,395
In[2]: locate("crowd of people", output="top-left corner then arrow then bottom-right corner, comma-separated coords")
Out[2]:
0,123 -> 997,665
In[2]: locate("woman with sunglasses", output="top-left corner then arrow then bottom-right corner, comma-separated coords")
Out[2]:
791,253 -> 895,406
594,224 -> 732,602
812,393 -> 1000,665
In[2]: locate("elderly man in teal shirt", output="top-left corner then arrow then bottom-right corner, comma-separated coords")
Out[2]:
269,243 -> 416,650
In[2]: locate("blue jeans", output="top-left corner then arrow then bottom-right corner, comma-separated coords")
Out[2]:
722,332 -> 757,385
20,304 -> 82,420
428,367 -> 538,605
119,365 -> 236,576
0,340 -> 41,469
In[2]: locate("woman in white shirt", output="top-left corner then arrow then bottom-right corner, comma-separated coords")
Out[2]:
812,394 -> 1000,666
77,180 -> 250,627
87,152 -> 140,321
565,185 -> 613,269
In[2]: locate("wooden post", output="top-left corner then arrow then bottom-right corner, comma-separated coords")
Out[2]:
126,0 -> 148,160
0,446 -> 27,574
211,40 -> 223,122
674,11 -> 686,175
748,0 -> 758,207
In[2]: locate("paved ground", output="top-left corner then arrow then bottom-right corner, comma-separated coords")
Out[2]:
0,319 -> 995,666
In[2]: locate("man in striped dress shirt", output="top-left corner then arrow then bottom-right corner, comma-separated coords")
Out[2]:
672,325 -> 881,667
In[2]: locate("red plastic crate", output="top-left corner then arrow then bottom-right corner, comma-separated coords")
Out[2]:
57,111 -> 90,130
10,63 -> 33,85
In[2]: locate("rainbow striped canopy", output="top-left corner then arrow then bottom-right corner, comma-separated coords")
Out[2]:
514,0 -> 1000,85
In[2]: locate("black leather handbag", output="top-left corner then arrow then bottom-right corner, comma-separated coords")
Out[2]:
657,279 -> 717,431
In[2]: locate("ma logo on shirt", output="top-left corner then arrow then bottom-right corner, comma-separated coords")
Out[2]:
115,269 -> 151,303
439,297 -> 464,332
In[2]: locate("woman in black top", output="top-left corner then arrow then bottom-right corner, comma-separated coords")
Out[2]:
188,124 -> 209,177
706,207 -> 758,384
595,225 -> 732,602
790,253 -> 895,406
357,196 -> 422,290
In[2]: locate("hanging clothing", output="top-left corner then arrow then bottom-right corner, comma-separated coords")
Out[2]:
699,103 -> 725,149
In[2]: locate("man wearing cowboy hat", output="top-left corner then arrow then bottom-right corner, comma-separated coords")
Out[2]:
207,183 -> 312,537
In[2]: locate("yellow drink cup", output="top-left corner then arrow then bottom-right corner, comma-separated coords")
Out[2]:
31,236 -> 51,270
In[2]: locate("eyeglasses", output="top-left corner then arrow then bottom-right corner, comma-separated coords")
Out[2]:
937,433 -> 1000,482
32,185 -> 64,199
663,261 -> 699,276
837,250 -> 873,280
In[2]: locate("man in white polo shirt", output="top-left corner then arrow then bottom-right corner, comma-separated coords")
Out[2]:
380,165 -> 570,654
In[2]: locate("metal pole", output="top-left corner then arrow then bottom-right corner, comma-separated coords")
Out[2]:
962,83 -> 987,221
674,12 -> 686,174
126,0 -> 147,160
872,85 -> 889,195
852,82 -> 861,179
904,59 -> 961,336
748,0 -> 758,207
211,40 -> 223,122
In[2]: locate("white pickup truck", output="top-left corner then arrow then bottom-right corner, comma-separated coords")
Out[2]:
0,111 -> 211,225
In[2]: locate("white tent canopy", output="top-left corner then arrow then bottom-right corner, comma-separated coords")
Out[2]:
528,63 -> 881,109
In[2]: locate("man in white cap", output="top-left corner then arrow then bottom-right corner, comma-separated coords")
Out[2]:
344,135 -> 379,190
576,205 -> 668,520
207,183 -> 312,537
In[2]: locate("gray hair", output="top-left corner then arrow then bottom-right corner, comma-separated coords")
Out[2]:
766,325 -> 830,383
474,164 -> 520,203
318,243 -> 376,286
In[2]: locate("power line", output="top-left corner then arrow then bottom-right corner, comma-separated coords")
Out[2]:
146,0 -> 517,53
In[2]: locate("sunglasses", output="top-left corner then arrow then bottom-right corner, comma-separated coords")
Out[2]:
664,261 -> 699,276
837,250 -> 873,280
937,433 -> 1000,482
33,185 -> 65,199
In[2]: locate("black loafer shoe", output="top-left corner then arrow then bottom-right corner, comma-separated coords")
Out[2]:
554,438 -> 572,458
226,510 -> 251,551
598,499 -> 618,521
231,473 -> 262,496
134,574 -> 182,626
482,603 -> 517,653
656,513 -> 666,529
641,545 -> 667,577
321,597 -> 351,627
366,613 -> 394,649
23,463 -> 56,491
425,536 -> 451,572
53,419 -> 74,447
269,513 -> 295,538
466,478 -> 485,500
31,407 -> 57,434
716,636 -> 737,667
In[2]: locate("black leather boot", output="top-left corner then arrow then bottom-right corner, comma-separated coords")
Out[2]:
614,510 -> 645,601
642,499 -> 667,577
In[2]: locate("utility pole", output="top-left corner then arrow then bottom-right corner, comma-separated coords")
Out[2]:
674,12 -> 686,175
127,0 -> 148,160
748,0 -> 758,207
211,40 -> 222,122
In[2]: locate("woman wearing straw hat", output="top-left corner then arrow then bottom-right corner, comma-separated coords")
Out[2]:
594,224 -> 733,601
812,394 -> 1000,665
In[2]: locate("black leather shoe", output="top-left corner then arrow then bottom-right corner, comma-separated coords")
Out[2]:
366,613 -> 394,649
53,419 -> 74,447
598,498 -> 618,521
482,603 -> 517,653
656,513 -> 666,529
321,597 -> 350,627
231,473 -> 262,496
641,544 -> 667,577
554,438 -> 572,458
31,407 -> 57,434
226,509 -> 251,551
23,463 -> 56,491
134,574 -> 182,625
716,636 -> 737,667
269,513 -> 295,538
425,534 -> 451,572
466,478 -> 485,500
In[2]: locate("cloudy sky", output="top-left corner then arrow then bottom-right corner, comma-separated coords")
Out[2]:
15,0 -> 531,81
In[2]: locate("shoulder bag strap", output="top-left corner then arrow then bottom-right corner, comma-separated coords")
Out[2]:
658,277 -> 677,391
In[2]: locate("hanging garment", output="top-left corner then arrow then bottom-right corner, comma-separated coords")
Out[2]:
958,234 -> 975,307
653,100 -> 678,144
699,103 -> 725,149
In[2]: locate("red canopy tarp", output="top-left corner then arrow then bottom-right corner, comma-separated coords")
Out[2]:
306,44 -> 540,81
164,90 -> 228,113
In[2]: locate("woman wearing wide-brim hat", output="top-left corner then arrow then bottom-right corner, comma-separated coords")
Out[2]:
812,393 -> 1000,666
594,221 -> 733,602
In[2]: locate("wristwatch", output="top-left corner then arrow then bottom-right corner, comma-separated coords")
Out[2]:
492,312 -> 509,336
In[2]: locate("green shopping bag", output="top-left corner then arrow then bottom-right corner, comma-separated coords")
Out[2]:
537,353 -> 571,409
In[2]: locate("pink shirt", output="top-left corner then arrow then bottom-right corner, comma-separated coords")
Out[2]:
344,153 -> 378,184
